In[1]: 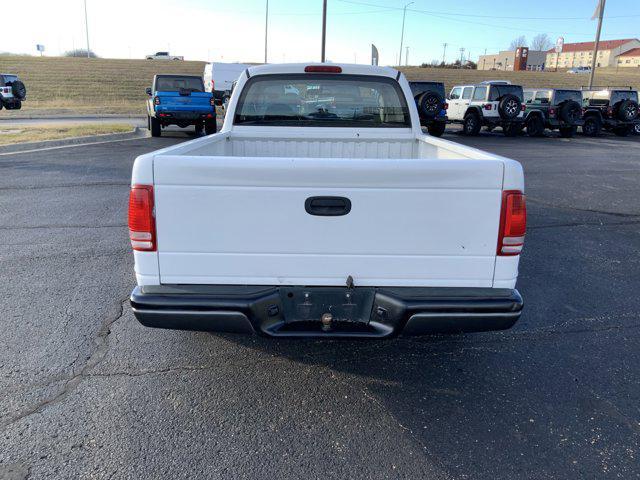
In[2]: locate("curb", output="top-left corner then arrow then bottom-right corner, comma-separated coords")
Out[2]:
0,114 -> 146,121
0,127 -> 148,154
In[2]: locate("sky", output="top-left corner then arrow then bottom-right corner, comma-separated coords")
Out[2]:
4,0 -> 639,66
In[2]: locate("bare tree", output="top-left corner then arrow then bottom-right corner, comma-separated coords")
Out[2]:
531,33 -> 553,51
508,36 -> 527,51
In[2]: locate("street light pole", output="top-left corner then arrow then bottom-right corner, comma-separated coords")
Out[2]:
264,0 -> 269,63
588,0 -> 606,88
398,2 -> 413,66
321,0 -> 327,62
83,0 -> 90,58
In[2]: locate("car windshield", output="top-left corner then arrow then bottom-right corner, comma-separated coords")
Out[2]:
234,74 -> 411,128
155,76 -> 204,92
488,85 -> 524,101
554,90 -> 582,103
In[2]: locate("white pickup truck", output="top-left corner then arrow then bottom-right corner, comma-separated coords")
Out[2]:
128,63 -> 526,338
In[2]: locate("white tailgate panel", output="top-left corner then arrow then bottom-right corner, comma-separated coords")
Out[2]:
154,155 -> 504,287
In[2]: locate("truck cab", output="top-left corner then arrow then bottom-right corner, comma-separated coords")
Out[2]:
129,63 -> 526,338
145,74 -> 216,137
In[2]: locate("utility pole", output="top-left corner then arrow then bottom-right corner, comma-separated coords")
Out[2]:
264,0 -> 269,63
588,0 -> 606,88
398,2 -> 414,66
321,0 -> 327,62
442,43 -> 448,65
459,47 -> 465,68
83,0 -> 90,58
405,46 -> 409,66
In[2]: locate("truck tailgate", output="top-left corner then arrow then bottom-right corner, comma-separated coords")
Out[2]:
153,155 -> 504,287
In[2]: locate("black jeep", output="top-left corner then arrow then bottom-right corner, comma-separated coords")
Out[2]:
408,81 -> 447,137
0,73 -> 27,110
581,87 -> 640,137
523,88 -> 583,138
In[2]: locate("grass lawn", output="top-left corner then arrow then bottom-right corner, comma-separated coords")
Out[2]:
0,123 -> 133,146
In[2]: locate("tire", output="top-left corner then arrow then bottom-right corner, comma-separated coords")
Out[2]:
194,123 -> 203,135
0,100 -> 3,111
498,94 -> 521,119
462,112 -> 481,135
526,115 -> 545,137
582,116 -> 601,137
417,91 -> 444,119
559,100 -> 582,125
204,119 -> 217,135
427,121 -> 446,137
503,123 -> 522,137
559,126 -> 576,138
616,100 -> 639,122
150,116 -> 161,137
633,123 -> 640,135
11,80 -> 27,100
613,126 -> 631,137
147,115 -> 151,130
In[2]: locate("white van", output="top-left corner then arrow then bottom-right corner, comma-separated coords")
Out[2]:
203,62 -> 251,103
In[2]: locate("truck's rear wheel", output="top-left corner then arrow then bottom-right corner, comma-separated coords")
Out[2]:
582,116 -> 601,137
150,116 -> 161,137
462,113 -> 481,135
204,119 -> 217,135
427,121 -> 446,137
526,115 -> 544,137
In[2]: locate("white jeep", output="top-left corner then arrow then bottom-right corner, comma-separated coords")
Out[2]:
447,81 -> 525,136
0,73 -> 27,111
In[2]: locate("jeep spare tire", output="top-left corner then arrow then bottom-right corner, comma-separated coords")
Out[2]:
11,80 -> 27,100
417,91 -> 444,118
559,100 -> 582,125
617,99 -> 639,122
498,94 -> 521,119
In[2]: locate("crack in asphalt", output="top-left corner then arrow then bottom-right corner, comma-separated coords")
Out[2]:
529,220 -> 640,230
527,197 -> 640,218
0,297 -> 129,430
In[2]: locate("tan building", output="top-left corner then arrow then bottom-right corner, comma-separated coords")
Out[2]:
478,49 -> 546,71
545,38 -> 640,69
617,48 -> 640,68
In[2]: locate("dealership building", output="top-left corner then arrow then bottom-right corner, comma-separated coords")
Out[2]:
478,48 -> 547,71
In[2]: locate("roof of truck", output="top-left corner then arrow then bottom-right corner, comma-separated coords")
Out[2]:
246,63 -> 399,78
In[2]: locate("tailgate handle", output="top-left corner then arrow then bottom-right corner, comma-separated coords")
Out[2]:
305,196 -> 351,216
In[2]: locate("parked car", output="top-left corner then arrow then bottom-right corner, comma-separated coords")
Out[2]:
0,73 -> 27,110
203,62 -> 250,107
145,74 -> 216,137
523,88 -> 583,137
408,81 -> 447,136
581,87 -> 640,136
128,63 -> 526,338
447,81 -> 525,136
145,52 -> 184,61
567,66 -> 591,74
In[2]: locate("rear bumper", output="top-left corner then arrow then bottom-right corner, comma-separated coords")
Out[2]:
131,285 -> 523,338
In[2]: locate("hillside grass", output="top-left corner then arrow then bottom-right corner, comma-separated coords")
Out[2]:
2,55 -> 640,116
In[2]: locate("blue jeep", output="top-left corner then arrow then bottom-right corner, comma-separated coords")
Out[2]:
408,81 -> 448,137
146,75 -> 217,137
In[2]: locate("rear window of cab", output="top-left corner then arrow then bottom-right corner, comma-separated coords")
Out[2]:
234,74 -> 411,128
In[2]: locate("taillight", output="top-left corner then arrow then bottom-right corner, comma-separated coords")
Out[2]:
443,102 -> 448,110
497,190 -> 526,256
209,97 -> 215,107
211,79 -> 215,90
304,65 -> 342,73
549,108 -> 556,116
484,104 -> 492,110
153,96 -> 160,105
606,106 -> 613,117
128,185 -> 156,251
521,104 -> 526,111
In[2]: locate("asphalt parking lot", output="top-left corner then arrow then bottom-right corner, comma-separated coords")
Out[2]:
1,129 -> 639,479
